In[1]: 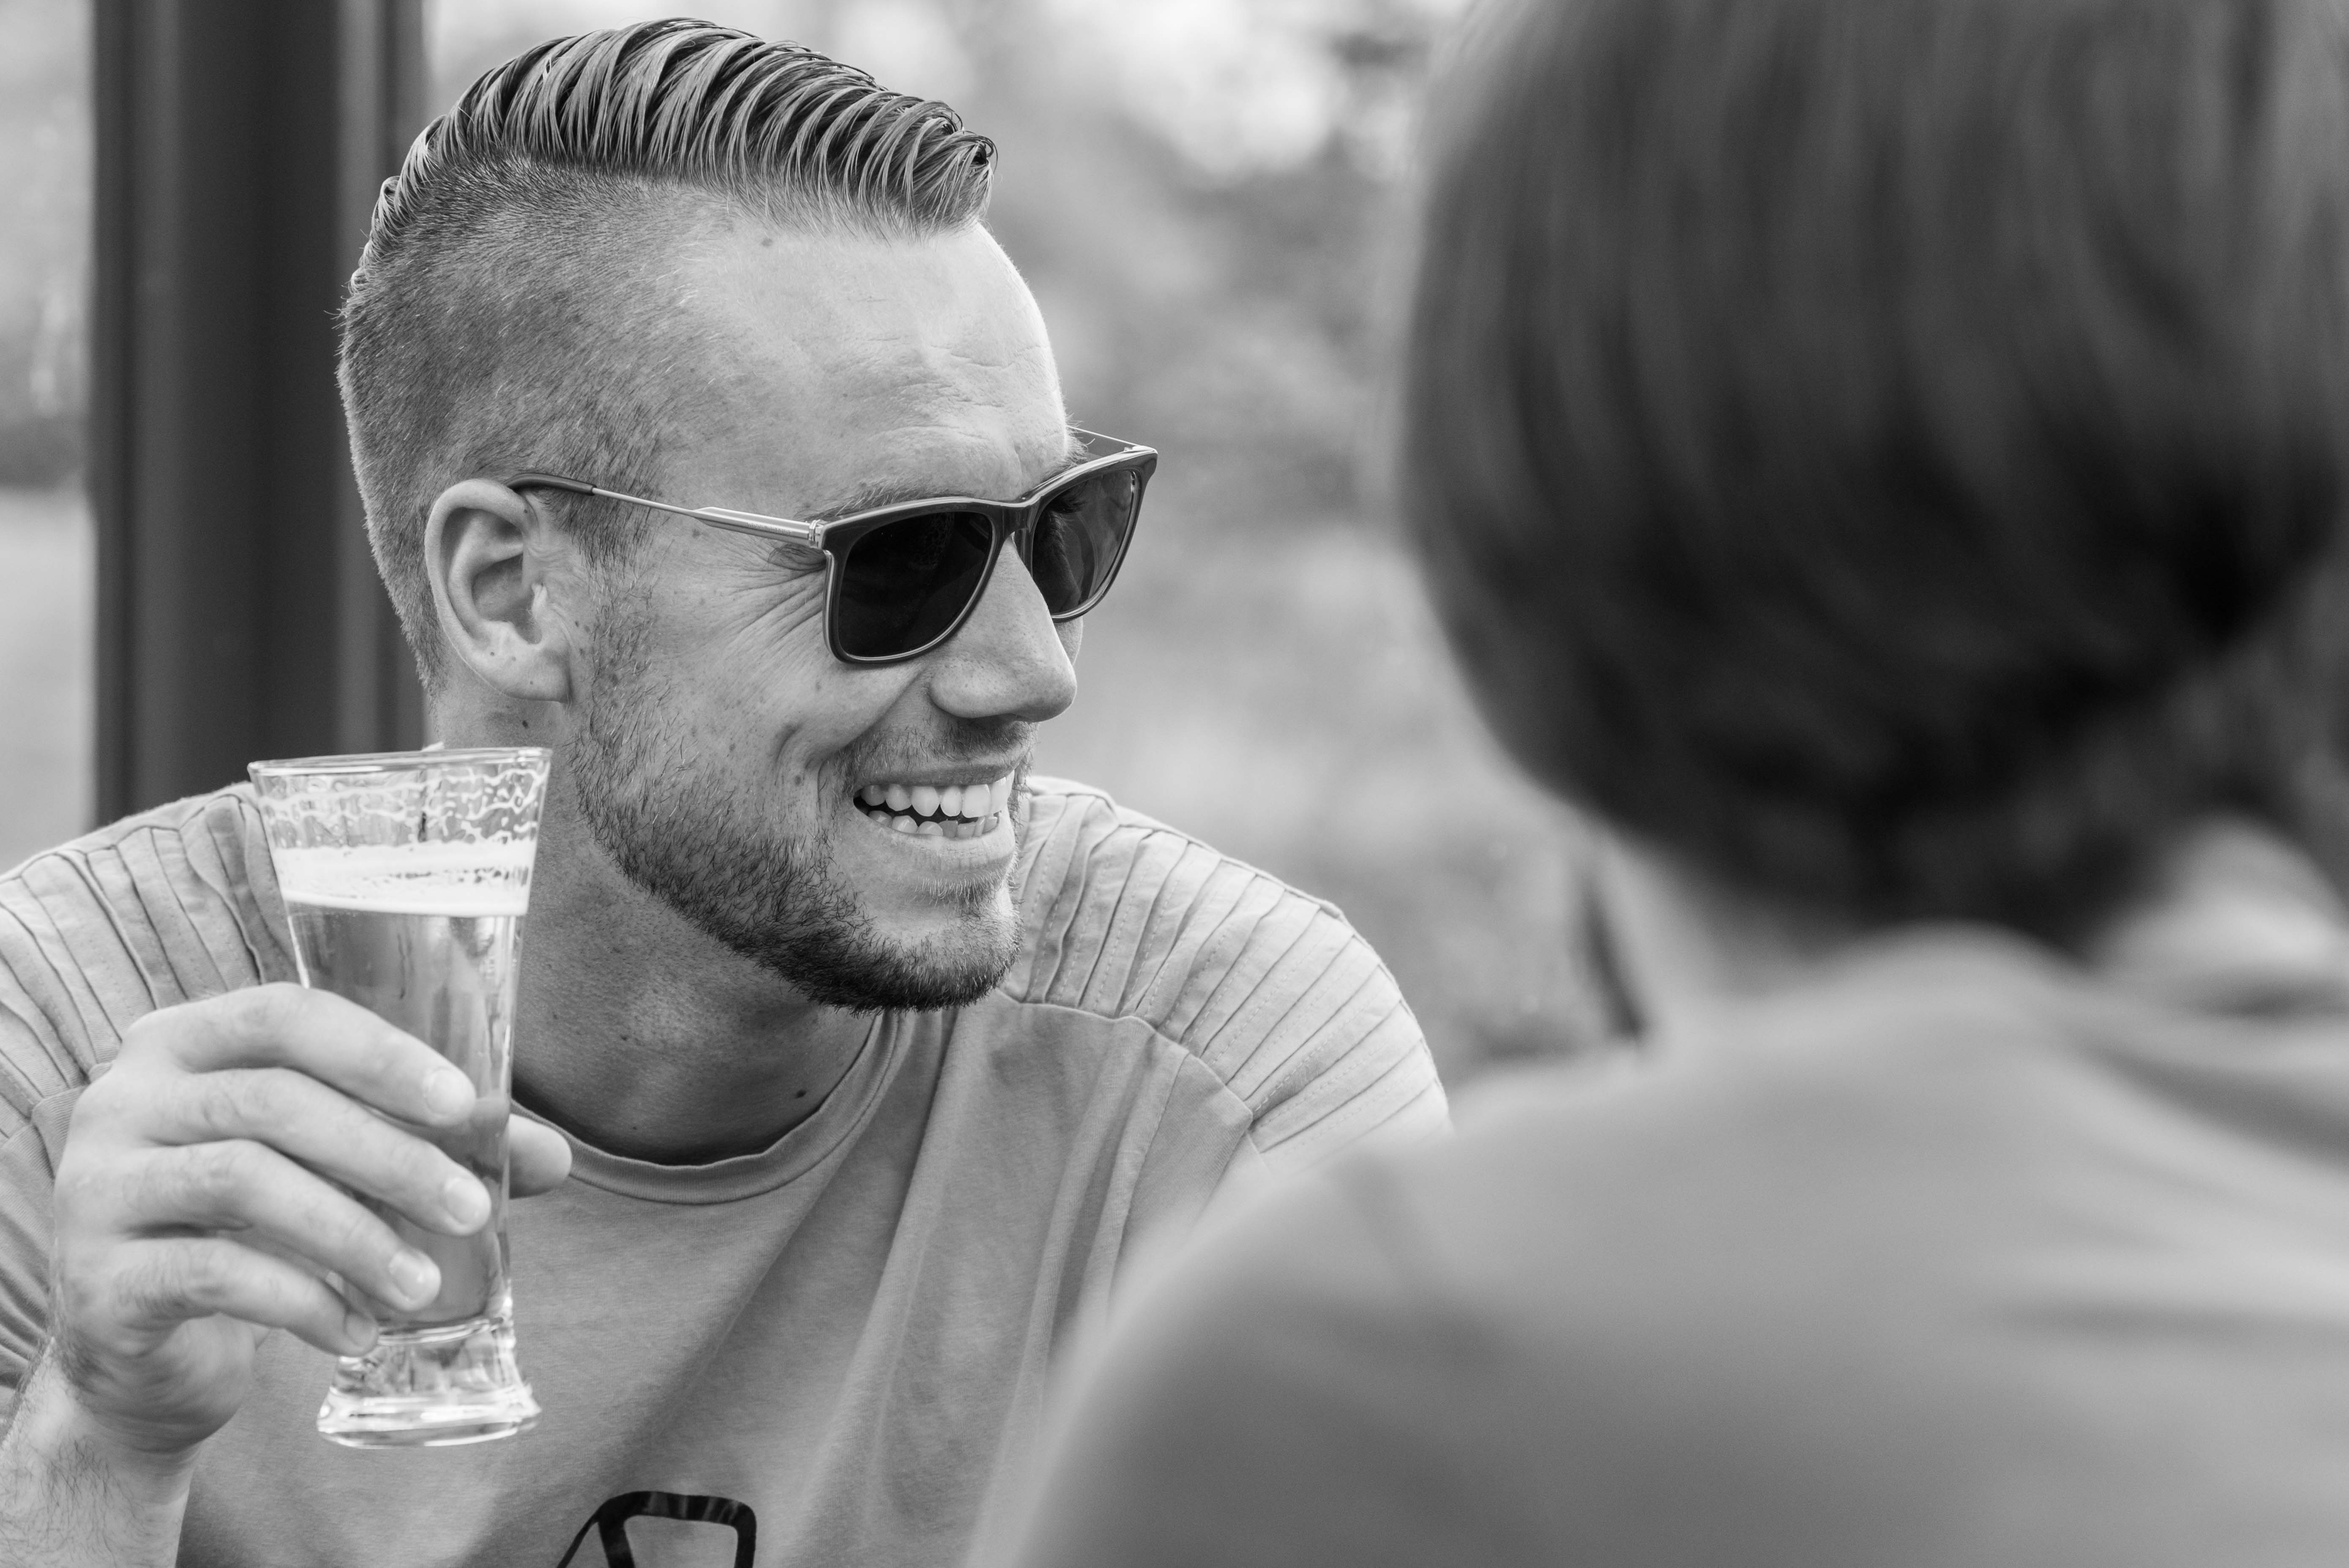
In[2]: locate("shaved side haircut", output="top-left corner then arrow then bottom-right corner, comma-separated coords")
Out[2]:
340,19 -> 997,685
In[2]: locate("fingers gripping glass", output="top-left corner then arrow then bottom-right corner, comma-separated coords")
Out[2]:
510,430 -> 1155,665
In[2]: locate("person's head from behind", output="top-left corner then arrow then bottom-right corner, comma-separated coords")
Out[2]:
1408,0 -> 2349,997
341,22 -> 1150,1012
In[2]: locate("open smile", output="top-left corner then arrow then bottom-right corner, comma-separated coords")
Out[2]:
853,774 -> 1016,842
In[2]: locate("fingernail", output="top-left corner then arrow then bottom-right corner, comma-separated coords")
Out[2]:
389,1251 -> 439,1307
342,1309 -> 378,1354
443,1175 -> 491,1229
422,1068 -> 473,1118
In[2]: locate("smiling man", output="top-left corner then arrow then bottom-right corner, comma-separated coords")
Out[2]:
0,23 -> 1444,1567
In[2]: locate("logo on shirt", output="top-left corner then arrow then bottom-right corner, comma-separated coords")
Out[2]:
553,1492 -> 757,1567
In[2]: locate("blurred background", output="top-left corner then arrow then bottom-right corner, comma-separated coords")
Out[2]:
0,0 -> 1604,1081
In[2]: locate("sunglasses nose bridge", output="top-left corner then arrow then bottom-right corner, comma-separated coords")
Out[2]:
1000,503 -> 1040,567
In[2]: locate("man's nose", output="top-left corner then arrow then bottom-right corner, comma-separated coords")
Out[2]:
926,541 -> 1079,723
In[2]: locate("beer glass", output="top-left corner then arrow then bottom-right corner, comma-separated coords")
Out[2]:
248,747 -> 550,1448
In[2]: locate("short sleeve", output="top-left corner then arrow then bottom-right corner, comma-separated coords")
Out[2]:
0,787 -> 286,1413
1005,779 -> 1450,1171
0,1068 -> 74,1414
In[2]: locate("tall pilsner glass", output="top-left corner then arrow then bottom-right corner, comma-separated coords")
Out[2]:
248,747 -> 550,1448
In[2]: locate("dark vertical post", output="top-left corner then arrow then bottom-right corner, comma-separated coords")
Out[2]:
92,0 -> 426,823
334,0 -> 430,757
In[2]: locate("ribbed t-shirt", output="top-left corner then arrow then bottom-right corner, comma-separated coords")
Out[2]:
0,776 -> 1445,1568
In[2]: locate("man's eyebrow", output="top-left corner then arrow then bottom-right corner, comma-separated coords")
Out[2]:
805,436 -> 1087,523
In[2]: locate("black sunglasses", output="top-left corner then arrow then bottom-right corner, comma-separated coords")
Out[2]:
511,429 -> 1156,665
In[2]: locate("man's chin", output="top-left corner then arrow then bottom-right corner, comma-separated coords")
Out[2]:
770,903 -> 1021,1013
568,684 -> 1026,1012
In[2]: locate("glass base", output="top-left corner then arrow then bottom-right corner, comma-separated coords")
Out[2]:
317,1307 -> 540,1449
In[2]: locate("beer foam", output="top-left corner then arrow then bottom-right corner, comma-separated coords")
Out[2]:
274,841 -> 535,915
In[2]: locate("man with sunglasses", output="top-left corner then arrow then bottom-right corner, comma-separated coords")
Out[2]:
0,23 -> 1443,1568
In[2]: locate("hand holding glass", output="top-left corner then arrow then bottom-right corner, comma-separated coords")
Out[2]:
249,747 -> 549,1447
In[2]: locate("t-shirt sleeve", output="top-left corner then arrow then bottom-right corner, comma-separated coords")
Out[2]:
988,1171 -> 1517,1568
0,853 -> 131,1409
0,1017 -> 76,1415
0,791 -> 288,1415
1005,781 -> 1450,1174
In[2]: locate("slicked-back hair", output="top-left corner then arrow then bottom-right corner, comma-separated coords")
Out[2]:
1407,0 -> 2349,942
341,19 -> 996,685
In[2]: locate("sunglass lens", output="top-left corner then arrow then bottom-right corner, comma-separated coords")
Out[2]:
1026,468 -> 1141,616
834,510 -> 996,659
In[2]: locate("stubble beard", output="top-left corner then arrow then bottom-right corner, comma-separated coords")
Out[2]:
567,593 -> 1024,1012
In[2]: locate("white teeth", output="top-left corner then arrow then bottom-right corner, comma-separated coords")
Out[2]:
859,774 -> 1015,835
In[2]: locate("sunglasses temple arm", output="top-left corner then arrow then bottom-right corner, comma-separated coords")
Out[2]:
694,507 -> 826,547
508,473 -> 823,547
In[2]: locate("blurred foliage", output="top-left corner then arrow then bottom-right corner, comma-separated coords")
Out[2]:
0,0 -> 89,486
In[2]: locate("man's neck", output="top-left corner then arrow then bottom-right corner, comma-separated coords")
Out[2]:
509,800 -> 876,1166
1603,815 -> 2349,1047
1596,833 -> 1856,1041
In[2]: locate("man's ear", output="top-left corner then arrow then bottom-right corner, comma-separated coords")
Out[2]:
424,479 -> 577,703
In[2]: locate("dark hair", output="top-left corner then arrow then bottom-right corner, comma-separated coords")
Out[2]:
1406,0 -> 2349,939
340,19 -> 995,684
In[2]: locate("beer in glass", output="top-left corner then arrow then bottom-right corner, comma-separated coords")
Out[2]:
248,746 -> 550,1447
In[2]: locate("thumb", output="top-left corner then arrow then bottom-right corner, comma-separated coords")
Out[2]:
507,1115 -> 574,1198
